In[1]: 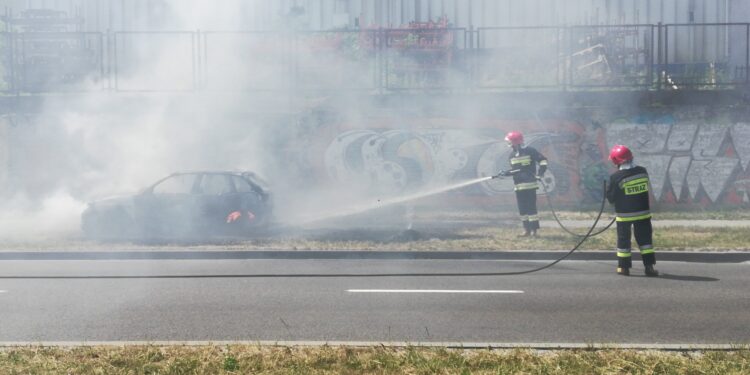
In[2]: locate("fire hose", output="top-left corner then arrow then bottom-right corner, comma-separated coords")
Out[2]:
538,178 -> 616,238
1,182 -> 610,279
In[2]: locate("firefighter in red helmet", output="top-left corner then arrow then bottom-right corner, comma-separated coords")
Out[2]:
607,144 -> 659,277
496,131 -> 548,237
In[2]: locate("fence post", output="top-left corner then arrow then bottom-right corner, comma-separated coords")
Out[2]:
191,31 -> 197,91
113,32 -> 119,91
20,32 -> 26,93
658,22 -> 664,91
567,26 -> 573,90
8,31 -> 16,94
469,25 -> 475,91
382,27 -> 388,93
557,27 -> 563,91
379,28 -> 384,94
98,32 -> 105,91
648,25 -> 654,90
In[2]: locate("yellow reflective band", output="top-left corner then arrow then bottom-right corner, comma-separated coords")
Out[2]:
514,182 -> 539,191
511,156 -> 532,166
539,160 -> 548,166
616,213 -> 652,222
622,177 -> 649,187
640,249 -> 655,255
511,156 -> 531,162
619,173 -> 649,188
528,215 -> 539,222
617,252 -> 632,258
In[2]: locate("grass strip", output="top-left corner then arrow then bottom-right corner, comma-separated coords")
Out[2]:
420,208 -> 750,221
244,226 -> 750,251
2,226 -> 749,252
1,345 -> 748,374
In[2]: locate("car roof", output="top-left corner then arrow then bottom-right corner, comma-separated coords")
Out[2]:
168,171 -> 270,188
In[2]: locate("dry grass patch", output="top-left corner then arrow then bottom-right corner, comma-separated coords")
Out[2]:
0,346 -> 749,374
1,226 -> 748,252
416,207 -> 750,222
254,226 -> 750,251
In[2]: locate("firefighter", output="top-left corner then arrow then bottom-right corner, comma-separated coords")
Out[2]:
497,131 -> 548,237
606,144 -> 659,277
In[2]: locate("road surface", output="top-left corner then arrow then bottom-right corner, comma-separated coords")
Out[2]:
1,253 -> 748,346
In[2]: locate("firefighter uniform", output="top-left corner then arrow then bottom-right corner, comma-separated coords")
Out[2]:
508,146 -> 548,234
606,164 -> 656,270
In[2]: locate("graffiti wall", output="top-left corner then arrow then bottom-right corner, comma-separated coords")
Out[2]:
285,105 -> 750,208
604,121 -> 749,205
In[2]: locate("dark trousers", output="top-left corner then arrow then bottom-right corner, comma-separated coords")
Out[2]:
616,218 -> 655,268
515,189 -> 539,231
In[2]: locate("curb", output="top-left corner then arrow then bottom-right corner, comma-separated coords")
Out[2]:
0,250 -> 748,263
0,340 -> 745,351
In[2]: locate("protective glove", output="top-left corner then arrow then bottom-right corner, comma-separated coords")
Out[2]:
492,170 -> 510,179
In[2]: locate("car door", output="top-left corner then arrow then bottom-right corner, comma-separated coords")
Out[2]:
135,173 -> 200,238
231,175 -> 267,226
194,173 -> 239,234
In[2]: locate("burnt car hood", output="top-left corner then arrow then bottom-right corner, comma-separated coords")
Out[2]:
86,194 -> 136,210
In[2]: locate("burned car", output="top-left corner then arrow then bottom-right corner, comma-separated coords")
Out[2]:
81,171 -> 273,240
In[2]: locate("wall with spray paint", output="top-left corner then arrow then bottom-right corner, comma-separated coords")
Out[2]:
282,102 -> 750,208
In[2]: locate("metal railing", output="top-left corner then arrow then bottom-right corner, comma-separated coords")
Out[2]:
567,24 -> 655,89
1,23 -> 749,94
662,23 -> 750,87
477,26 -> 564,89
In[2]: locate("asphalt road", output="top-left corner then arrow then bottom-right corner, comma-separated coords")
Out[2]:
0,257 -> 748,346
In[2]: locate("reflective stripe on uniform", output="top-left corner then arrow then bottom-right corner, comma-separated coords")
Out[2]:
539,160 -> 548,166
510,155 -> 532,166
514,182 -> 539,191
640,244 -> 655,255
519,215 -> 528,221
618,173 -> 649,189
617,250 -> 632,258
528,215 -> 539,222
616,213 -> 652,222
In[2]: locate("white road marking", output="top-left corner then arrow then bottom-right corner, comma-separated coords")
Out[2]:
347,289 -> 523,294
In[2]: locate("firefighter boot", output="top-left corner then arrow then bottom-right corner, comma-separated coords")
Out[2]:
617,267 -> 630,276
644,265 -> 659,277
518,230 -> 531,237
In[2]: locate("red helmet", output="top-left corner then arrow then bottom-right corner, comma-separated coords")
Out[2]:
609,144 -> 633,165
505,131 -> 524,146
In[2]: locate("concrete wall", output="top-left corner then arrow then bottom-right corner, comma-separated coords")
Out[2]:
0,117 -> 7,193
281,97 -> 750,208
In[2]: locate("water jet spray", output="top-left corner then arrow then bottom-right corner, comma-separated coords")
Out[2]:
290,176 -> 495,226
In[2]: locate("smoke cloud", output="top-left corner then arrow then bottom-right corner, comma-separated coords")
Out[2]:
0,0 -> 527,242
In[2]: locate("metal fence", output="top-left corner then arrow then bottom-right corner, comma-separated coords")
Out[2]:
477,26 -> 564,89
662,23 -> 750,87
1,23 -> 749,94
568,24 -> 655,88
